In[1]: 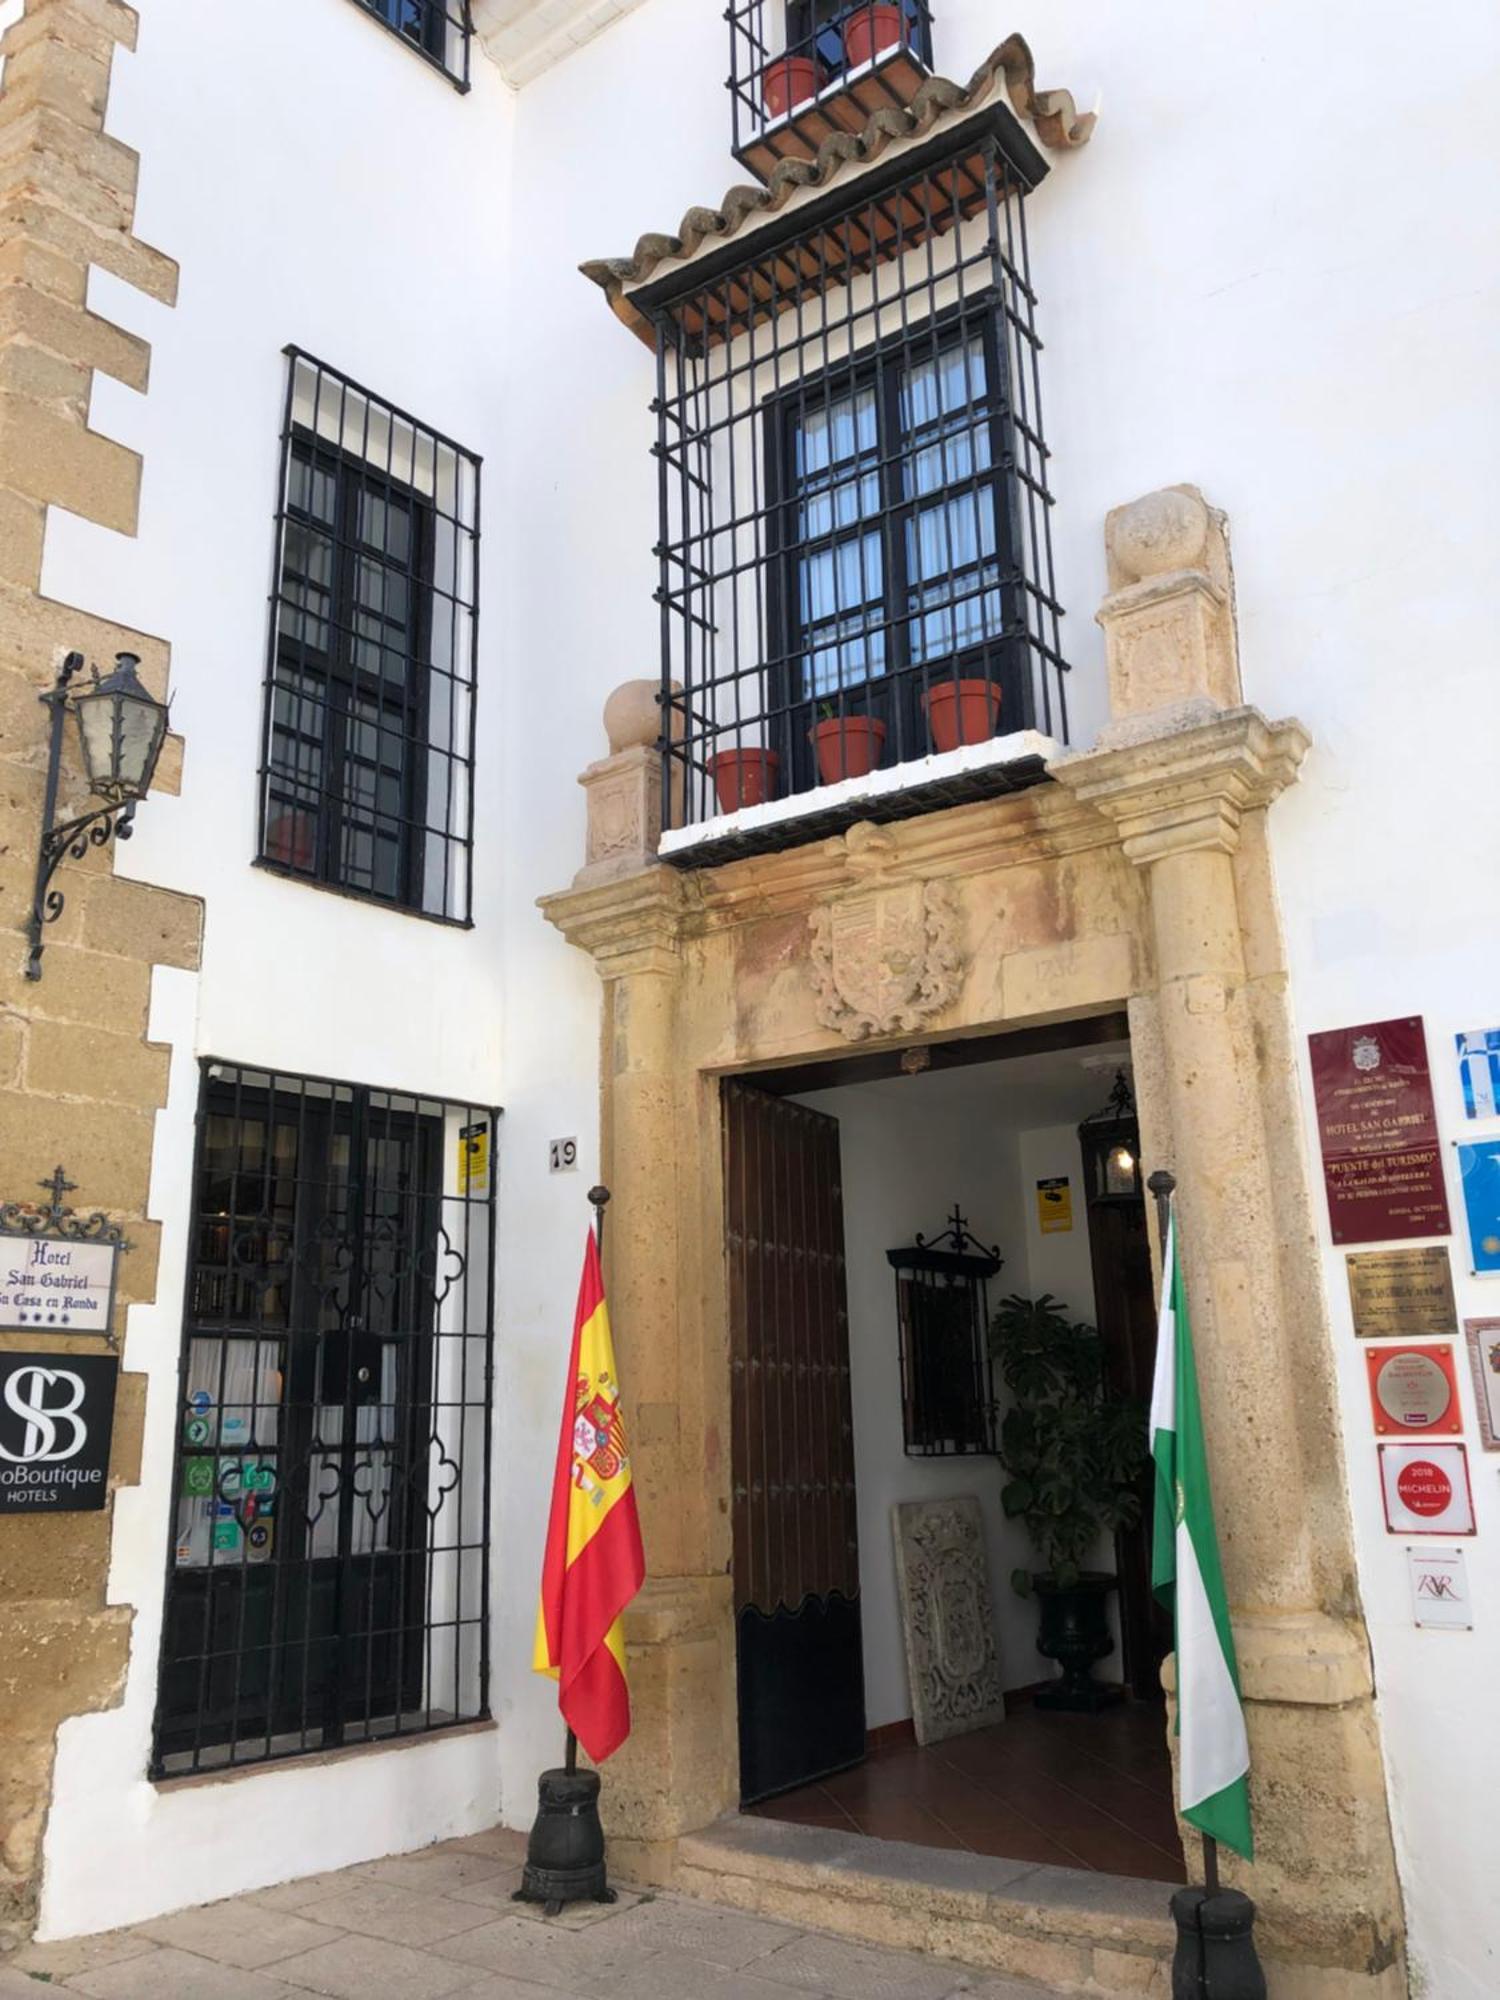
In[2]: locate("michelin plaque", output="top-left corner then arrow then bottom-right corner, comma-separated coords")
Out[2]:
1346,1246 -> 1457,1339
0,1351 -> 118,1513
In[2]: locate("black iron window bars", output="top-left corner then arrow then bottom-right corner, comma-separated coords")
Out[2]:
349,0 -> 472,89
260,351 -> 480,924
648,109 -> 1068,857
151,1063 -> 497,1778
728,0 -> 935,174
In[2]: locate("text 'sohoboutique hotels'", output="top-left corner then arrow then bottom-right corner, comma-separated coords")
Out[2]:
0,2 -> 1495,1996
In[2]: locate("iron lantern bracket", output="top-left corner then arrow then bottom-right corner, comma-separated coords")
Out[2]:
25,652 -> 140,982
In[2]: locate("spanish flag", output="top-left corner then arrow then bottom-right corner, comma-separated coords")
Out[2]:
532,1229 -> 645,1763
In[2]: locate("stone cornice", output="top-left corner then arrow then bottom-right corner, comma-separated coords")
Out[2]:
542,780 -> 1129,965
1049,707 -> 1311,866
539,865 -> 687,976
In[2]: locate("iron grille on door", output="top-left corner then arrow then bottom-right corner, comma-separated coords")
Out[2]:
151,1063 -> 496,1777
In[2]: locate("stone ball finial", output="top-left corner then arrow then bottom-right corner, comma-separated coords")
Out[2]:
1107,486 -> 1211,587
603,679 -> 664,753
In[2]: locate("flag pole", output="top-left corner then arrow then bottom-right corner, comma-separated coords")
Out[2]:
561,1185 -> 612,1783
1148,1167 -> 1259,1996
518,1180 -> 620,1916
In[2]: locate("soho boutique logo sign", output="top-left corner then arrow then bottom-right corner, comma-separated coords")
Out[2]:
0,1351 -> 118,1514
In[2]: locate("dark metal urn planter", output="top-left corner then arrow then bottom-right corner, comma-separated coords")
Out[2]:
1032,1571 -> 1124,1712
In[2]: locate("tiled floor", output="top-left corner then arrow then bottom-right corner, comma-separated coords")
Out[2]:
1,1828 -> 1050,2000
747,1697 -> 1185,1883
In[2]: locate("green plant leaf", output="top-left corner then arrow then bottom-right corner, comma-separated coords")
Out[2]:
1010,1567 -> 1034,1597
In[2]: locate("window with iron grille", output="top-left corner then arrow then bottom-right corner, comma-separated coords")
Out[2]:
647,110 -> 1068,859
260,351 -> 480,923
151,1063 -> 496,1778
728,1 -> 935,175
349,0 -> 472,89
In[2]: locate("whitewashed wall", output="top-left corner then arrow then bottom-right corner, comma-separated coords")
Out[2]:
23,0 -> 1498,1987
795,1078 -> 1031,1718
500,5 -> 1500,1992
36,0 -> 519,1937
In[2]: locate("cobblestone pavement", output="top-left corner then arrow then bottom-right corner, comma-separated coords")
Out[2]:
2,1828 -> 1052,2000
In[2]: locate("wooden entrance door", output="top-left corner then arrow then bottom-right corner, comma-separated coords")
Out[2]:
722,1081 -> 865,1804
1082,1194 -> 1172,1700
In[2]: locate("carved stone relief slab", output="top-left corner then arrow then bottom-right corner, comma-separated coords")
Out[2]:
808,826 -> 964,1041
892,1494 -> 1007,1746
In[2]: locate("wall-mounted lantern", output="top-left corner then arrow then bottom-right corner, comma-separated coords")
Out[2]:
26,651 -> 170,981
887,1206 -> 1002,1457
1077,1067 -> 1141,1204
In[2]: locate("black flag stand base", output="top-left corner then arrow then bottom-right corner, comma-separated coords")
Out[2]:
512,1737 -> 616,1918
516,1188 -> 619,1919
1170,1876 -> 1265,1999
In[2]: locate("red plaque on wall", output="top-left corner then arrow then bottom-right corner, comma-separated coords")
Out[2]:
1309,1017 -> 1451,1244
1363,1342 -> 1462,1436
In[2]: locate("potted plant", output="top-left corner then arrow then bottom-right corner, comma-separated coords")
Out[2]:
923,677 -> 1001,753
761,51 -> 821,119
810,703 -> 886,784
989,1294 -> 1148,1711
706,745 -> 780,813
844,2 -> 905,68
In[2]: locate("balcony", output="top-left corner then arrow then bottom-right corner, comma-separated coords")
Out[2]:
641,100 -> 1068,866
729,0 -> 935,183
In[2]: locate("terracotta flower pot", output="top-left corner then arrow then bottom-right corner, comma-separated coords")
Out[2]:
761,54 -> 819,119
264,808 -> 316,871
708,747 -> 780,813
810,714 -> 886,784
923,678 -> 1001,752
843,3 -> 904,67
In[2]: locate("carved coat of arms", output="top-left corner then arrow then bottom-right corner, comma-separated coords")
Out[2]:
809,872 -> 962,1042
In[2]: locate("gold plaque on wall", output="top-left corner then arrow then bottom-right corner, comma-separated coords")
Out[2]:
1346,1246 -> 1458,1340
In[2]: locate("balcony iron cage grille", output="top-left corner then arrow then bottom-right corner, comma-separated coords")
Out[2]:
728,0 -> 935,172
350,0 -> 473,90
150,1062 -> 497,1779
259,350 -> 481,925
650,120 -> 1068,854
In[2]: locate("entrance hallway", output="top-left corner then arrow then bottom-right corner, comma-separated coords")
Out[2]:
748,1700 -> 1182,1884
3,1826 -> 1057,2000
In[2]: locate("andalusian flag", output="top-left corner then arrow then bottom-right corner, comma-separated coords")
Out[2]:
1150,1213 -> 1253,1860
533,1230 -> 645,1762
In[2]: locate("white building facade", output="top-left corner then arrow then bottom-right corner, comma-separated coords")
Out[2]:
2,2 -> 1497,1996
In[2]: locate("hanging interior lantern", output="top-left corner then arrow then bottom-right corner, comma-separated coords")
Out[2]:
886,1207 -> 1002,1456
1077,1068 -> 1142,1204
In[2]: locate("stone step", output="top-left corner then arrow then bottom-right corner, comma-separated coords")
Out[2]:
674,1814 -> 1176,1997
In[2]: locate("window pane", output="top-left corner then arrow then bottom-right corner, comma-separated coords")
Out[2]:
900,336 -> 1005,663
792,383 -> 885,696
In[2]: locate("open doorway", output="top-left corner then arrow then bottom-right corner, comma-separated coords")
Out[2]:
721,1021 -> 1184,1883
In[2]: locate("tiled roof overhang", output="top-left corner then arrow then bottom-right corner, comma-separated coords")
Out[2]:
580,33 -> 1093,347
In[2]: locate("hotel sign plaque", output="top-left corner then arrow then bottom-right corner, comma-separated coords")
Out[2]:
1346,1246 -> 1458,1340
1309,1017 -> 1451,1244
